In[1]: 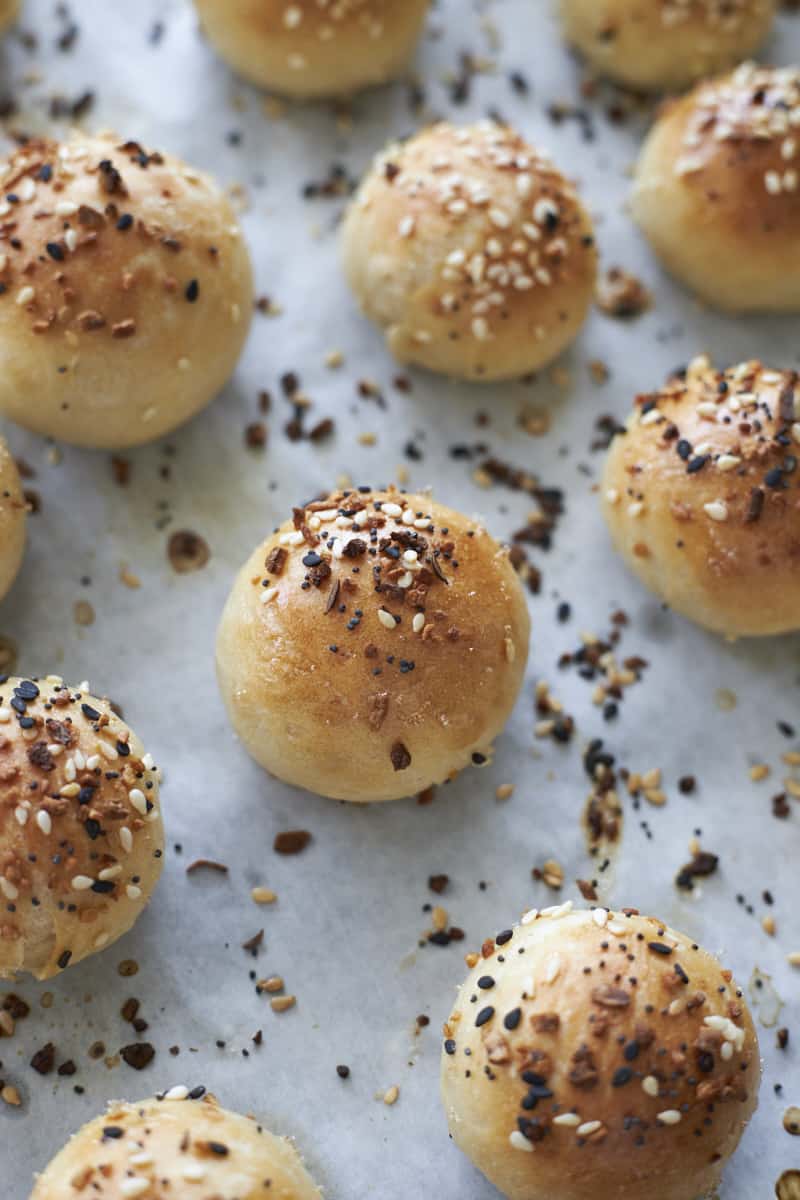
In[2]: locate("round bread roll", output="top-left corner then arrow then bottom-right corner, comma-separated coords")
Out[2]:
558,0 -> 775,92
216,486 -> 530,803
194,0 -> 430,98
341,121 -> 597,381
602,355 -> 800,637
0,675 -> 164,979
441,904 -> 760,1200
0,131 -> 253,449
30,1091 -> 320,1200
0,436 -> 26,603
632,63 -> 800,311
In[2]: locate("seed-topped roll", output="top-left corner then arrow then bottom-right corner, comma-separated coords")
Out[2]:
602,356 -> 800,637
558,0 -> 775,92
216,487 -> 530,802
30,1091 -> 321,1199
632,63 -> 800,311
441,904 -> 760,1200
194,0 -> 430,98
341,121 -> 597,381
0,131 -> 253,448
0,436 -> 26,603
0,676 -> 164,979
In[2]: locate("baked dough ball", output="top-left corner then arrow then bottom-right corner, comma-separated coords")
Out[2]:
0,0 -> 19,35
602,355 -> 800,637
341,121 -> 597,381
0,131 -> 253,449
441,904 -> 760,1200
30,1091 -> 320,1200
0,436 -> 26,603
0,675 -> 164,979
216,487 -> 530,802
558,0 -> 775,92
194,0 -> 430,98
632,63 -> 800,311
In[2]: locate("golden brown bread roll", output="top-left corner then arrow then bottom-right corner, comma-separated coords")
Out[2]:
441,904 -> 760,1200
0,675 -> 164,979
194,0 -> 430,98
632,63 -> 800,311
602,355 -> 800,637
558,0 -> 775,92
341,121 -> 597,381
0,436 -> 26,603
0,131 -> 253,448
30,1092 -> 321,1199
216,486 -> 530,802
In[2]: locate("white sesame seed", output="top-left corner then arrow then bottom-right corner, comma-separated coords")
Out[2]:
521,908 -> 538,925
260,586 -> 279,605
36,811 -> 52,836
16,286 -> 35,306
657,1110 -> 682,1126
129,788 -> 148,815
543,954 -> 561,984
163,1084 -> 189,1100
98,865 -> 122,881
120,1181 -> 150,1198
541,901 -> 573,919
381,502 -> 402,517
120,827 -> 133,854
71,875 -> 93,891
592,908 -> 608,928
398,215 -> 415,238
127,885 -> 142,901
412,613 -> 425,633
716,454 -> 741,472
14,806 -> 28,827
182,1164 -> 207,1182
577,1120 -> 603,1138
0,707 -> 9,723
642,1076 -> 659,1097
552,1112 -> 581,1127
378,609 -> 396,630
627,501 -> 644,518
509,1130 -> 534,1152
703,500 -> 729,522
0,878 -> 18,901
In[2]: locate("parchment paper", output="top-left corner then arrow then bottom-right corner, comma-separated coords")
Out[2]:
0,1 -> 798,1196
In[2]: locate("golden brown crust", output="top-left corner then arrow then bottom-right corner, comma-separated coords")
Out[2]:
0,436 -> 26,603
195,0 -> 430,97
632,64 -> 800,311
0,676 -> 164,979
602,356 -> 800,636
441,906 -> 760,1200
0,0 -> 19,34
0,131 -> 253,448
558,0 -> 775,91
216,486 -> 530,802
30,1093 -> 321,1200
341,121 -> 597,382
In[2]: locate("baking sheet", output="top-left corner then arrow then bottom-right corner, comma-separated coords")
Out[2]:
0,1 -> 798,1195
